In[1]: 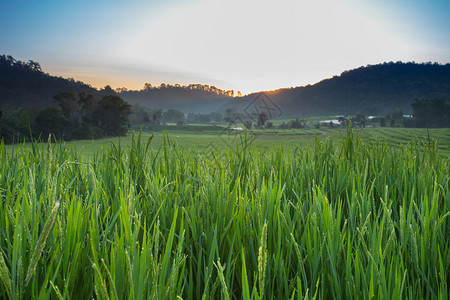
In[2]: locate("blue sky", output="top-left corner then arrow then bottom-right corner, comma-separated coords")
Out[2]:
1,0 -> 449,94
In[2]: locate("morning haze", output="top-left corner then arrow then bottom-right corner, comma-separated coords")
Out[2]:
1,0 -> 450,299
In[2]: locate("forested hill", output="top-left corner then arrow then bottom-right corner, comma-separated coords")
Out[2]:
0,55 -> 99,110
237,62 -> 450,116
2,55 -> 449,116
0,54 -> 235,114
118,84 -> 235,114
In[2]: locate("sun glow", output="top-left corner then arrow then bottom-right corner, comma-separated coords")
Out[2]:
7,0 -> 448,94
113,0 -> 415,94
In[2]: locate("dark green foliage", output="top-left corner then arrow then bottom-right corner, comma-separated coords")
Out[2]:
2,55 -> 450,118
239,62 -> 450,116
33,108 -> 69,140
92,95 -> 131,136
408,98 -> 450,127
72,122 -> 102,139
152,109 -> 163,125
129,104 -> 151,126
162,109 -> 185,123
290,117 -> 307,128
383,109 -> 404,127
120,83 -> 235,114
257,111 -> 268,127
244,120 -> 252,129
0,108 -> 32,143
279,118 -> 307,129
351,114 -> 366,127
0,55 -> 99,109
53,92 -> 79,119
185,112 -> 222,124
8,93 -> 131,142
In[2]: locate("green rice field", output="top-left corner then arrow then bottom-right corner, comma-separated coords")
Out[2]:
7,126 -> 450,159
0,127 -> 449,299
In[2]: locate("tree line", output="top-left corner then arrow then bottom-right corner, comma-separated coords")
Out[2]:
120,82 -> 240,97
0,54 -> 99,110
0,92 -> 131,143
375,98 -> 450,128
241,61 -> 450,116
408,98 -> 450,127
0,55 -> 43,72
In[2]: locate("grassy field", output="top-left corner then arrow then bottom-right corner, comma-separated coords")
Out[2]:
6,126 -> 450,159
0,126 -> 449,299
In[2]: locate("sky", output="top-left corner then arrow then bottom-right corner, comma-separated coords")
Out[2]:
1,0 -> 450,94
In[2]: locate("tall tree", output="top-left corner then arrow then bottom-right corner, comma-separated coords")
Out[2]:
34,108 -> 69,140
53,92 -> 79,119
78,92 -> 96,122
411,98 -> 450,127
257,112 -> 268,127
92,95 -> 131,136
152,109 -> 163,125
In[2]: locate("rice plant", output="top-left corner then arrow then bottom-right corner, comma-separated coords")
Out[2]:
0,127 -> 448,299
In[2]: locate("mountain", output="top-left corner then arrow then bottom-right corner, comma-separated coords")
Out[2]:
0,55 -> 236,114
234,62 -> 450,117
1,54 -> 449,117
118,84 -> 234,114
0,55 -> 99,111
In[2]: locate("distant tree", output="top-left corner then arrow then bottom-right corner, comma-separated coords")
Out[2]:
391,109 -> 403,120
351,114 -> 366,128
257,112 -> 268,128
279,122 -> 289,129
78,92 -> 96,122
0,108 -> 32,142
115,87 -> 128,93
289,118 -> 307,129
162,109 -> 185,123
34,108 -> 69,140
6,55 -> 16,66
92,95 -> 131,136
385,109 -> 403,127
152,109 -> 163,125
410,98 -> 450,127
102,85 -> 115,94
53,92 -> 79,119
27,60 -> 42,72
143,83 -> 153,91
129,104 -> 151,125
14,109 -> 31,130
186,113 -> 212,124
338,117 -> 349,127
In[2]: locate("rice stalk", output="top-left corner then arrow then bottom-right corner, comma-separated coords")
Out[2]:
25,201 -> 61,286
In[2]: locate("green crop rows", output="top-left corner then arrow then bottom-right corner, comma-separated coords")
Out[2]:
0,128 -> 449,299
